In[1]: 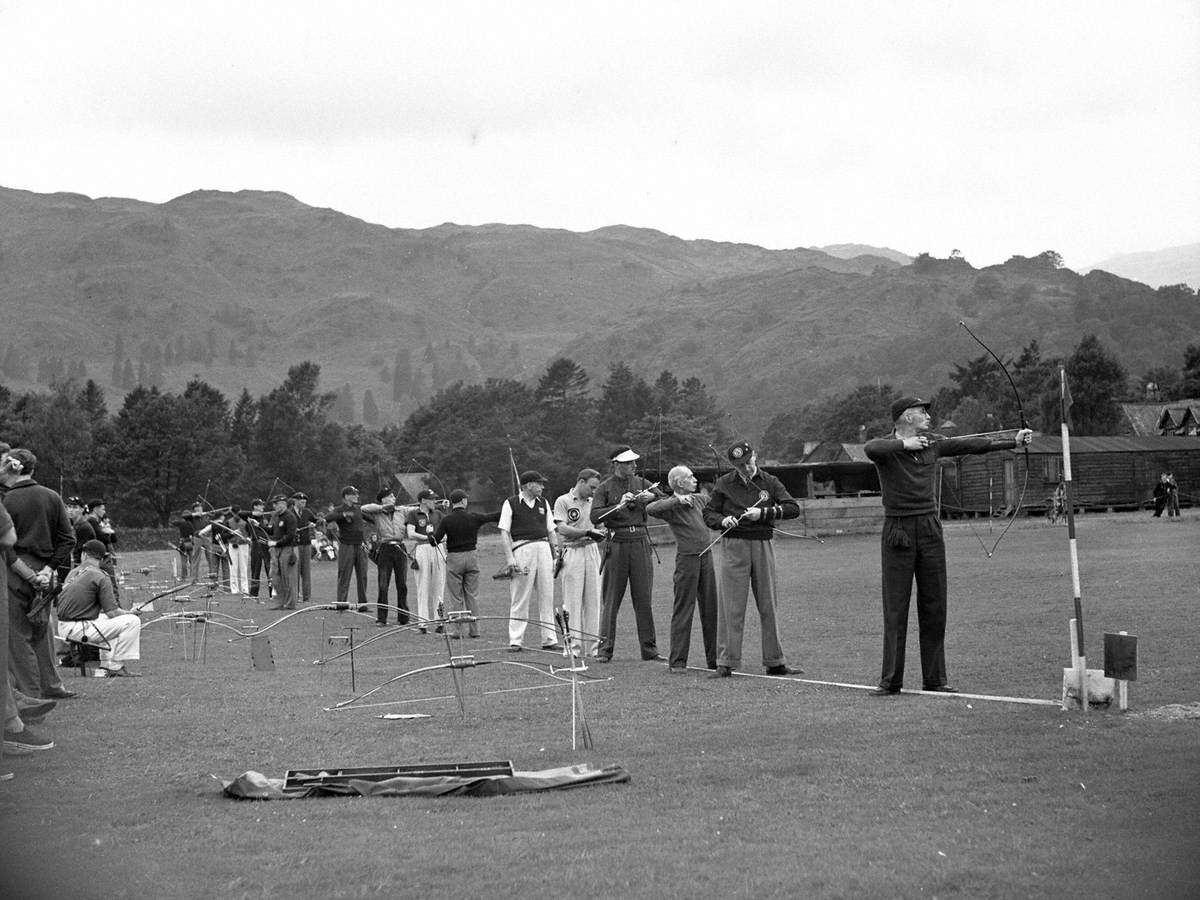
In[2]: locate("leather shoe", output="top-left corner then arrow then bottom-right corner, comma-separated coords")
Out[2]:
594,655 -> 612,664
868,686 -> 900,696
668,666 -> 688,675
42,687 -> 77,699
765,665 -> 803,676
643,653 -> 666,662
924,685 -> 958,693
507,644 -> 523,653
708,666 -> 733,679
16,699 -> 56,719
541,643 -> 565,652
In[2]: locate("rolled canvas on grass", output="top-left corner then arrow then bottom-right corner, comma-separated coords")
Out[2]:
222,762 -> 629,800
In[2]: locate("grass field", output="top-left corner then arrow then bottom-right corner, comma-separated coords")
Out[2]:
2,512 -> 1198,899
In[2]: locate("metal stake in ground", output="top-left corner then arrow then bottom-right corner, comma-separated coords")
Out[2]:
555,608 -> 593,750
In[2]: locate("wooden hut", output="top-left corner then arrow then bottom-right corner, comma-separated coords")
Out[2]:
943,435 -> 1200,514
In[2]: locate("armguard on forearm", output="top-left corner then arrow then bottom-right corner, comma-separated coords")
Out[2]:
9,556 -> 40,584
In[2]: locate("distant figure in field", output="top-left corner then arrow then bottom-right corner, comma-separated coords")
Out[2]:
1166,473 -> 1180,517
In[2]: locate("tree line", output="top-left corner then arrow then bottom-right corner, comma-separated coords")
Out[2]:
0,358 -> 729,527
5,333 -> 1193,526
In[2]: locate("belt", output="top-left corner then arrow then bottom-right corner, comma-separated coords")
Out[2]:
611,525 -> 647,541
511,538 -> 549,551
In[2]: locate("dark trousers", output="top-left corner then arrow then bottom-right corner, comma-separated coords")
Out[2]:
269,546 -> 298,609
297,543 -> 312,603
879,515 -> 948,691
598,538 -> 658,659
8,577 -> 64,696
250,544 -> 268,597
336,542 -> 368,607
375,543 -> 410,623
669,552 -> 718,669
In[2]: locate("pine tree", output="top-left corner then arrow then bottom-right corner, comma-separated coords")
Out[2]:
362,389 -> 380,426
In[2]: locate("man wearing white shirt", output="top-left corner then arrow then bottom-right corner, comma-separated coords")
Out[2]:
552,468 -> 605,656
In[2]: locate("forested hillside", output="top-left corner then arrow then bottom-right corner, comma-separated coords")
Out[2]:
2,187 -> 1197,438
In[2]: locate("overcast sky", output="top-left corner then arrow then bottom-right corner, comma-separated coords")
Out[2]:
2,0 -> 1197,269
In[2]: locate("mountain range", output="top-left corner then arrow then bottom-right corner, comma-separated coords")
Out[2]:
1,185 -> 1195,438
1083,243 -> 1200,290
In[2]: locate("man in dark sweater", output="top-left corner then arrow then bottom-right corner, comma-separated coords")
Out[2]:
66,497 -> 95,567
1,448 -> 76,700
865,396 -> 1032,695
291,492 -> 318,603
244,499 -> 270,599
435,489 -> 500,638
266,494 -> 299,610
702,441 -> 801,678
329,486 -> 369,611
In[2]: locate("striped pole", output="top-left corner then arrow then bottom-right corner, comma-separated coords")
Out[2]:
1060,366 -> 1088,709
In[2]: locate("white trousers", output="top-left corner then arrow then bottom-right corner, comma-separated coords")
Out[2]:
57,612 -> 142,669
507,541 -> 557,647
560,543 -> 601,655
414,543 -> 446,625
228,545 -> 251,594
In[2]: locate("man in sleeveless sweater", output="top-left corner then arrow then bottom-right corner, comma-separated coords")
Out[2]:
499,471 -> 562,652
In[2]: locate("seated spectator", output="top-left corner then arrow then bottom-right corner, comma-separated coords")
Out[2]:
55,540 -> 143,677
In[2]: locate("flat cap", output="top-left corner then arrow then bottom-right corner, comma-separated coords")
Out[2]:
890,395 -> 932,421
81,539 -> 109,558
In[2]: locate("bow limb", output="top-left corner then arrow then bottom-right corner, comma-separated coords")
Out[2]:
507,447 -> 520,496
959,321 -> 1028,431
411,457 -> 449,499
958,322 -> 1032,555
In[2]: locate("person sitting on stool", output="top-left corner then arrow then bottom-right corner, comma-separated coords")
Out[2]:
55,540 -> 142,677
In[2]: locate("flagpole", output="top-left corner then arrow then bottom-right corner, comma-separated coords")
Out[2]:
1060,366 -> 1088,709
